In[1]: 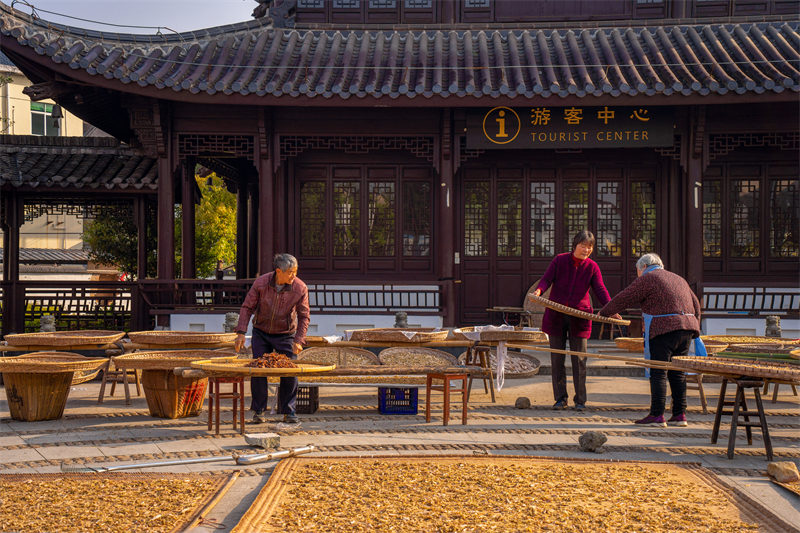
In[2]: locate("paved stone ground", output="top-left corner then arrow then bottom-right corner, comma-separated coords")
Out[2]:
1,341 -> 798,532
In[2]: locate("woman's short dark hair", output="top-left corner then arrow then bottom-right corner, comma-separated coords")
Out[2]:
572,230 -> 596,250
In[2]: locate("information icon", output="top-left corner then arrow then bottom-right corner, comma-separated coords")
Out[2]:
482,107 -> 520,145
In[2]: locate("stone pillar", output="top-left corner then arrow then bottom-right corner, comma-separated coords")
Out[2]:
765,316 -> 781,338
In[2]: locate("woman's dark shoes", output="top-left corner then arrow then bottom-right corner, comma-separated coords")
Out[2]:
634,414 -> 666,427
667,413 -> 688,427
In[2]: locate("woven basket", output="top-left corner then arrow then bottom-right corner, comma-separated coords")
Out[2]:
113,350 -> 236,370
190,359 -> 336,377
347,328 -> 450,343
140,369 -> 208,419
378,347 -> 458,367
17,352 -> 104,385
457,350 -> 541,378
701,335 -> 800,345
3,330 -> 125,347
0,354 -> 108,374
298,347 -> 380,367
672,356 -> 800,381
450,327 -> 547,343
126,331 -> 238,345
528,294 -> 630,325
3,372 -> 73,421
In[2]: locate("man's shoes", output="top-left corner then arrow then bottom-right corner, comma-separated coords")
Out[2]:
552,400 -> 568,410
634,414 -> 667,427
283,414 -> 300,424
667,413 -> 688,427
574,403 -> 586,411
252,410 -> 266,424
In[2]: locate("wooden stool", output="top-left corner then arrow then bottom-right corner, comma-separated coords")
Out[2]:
686,373 -> 708,414
426,372 -> 468,426
208,376 -> 246,435
464,345 -> 495,403
97,360 -> 141,405
763,380 -> 799,403
711,377 -> 773,461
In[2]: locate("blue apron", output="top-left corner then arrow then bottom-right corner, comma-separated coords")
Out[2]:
641,265 -> 707,378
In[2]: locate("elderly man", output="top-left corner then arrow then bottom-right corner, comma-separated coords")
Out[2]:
235,253 -> 310,424
598,253 -> 701,428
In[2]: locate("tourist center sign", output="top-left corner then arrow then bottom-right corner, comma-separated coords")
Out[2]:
466,106 -> 674,149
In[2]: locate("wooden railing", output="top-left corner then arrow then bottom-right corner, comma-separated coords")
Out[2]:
701,284 -> 800,318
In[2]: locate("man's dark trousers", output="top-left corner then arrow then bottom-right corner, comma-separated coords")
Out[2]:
250,328 -> 297,416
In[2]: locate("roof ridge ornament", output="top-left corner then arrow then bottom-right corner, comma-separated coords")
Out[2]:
253,0 -> 296,29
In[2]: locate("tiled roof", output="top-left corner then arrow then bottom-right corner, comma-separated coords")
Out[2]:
0,248 -> 89,264
0,3 -> 797,100
0,136 -> 158,190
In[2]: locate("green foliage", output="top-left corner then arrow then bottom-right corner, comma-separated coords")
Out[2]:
83,205 -> 156,278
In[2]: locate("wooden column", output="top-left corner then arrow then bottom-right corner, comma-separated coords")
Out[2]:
134,197 -> 148,280
248,181 -> 259,277
685,106 -> 706,294
1,192 -> 22,334
235,178 -> 249,278
157,156 -> 175,280
439,110 -> 456,326
257,112 -> 274,274
180,160 -> 196,279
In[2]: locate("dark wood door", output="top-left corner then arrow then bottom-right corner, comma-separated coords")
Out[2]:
456,156 -> 662,325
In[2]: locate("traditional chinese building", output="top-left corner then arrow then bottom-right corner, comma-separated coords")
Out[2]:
0,0 -> 798,336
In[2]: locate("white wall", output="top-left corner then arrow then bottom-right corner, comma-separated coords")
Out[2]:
702,317 -> 800,339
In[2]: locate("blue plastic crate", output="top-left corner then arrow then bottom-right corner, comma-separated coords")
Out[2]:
378,387 -> 418,415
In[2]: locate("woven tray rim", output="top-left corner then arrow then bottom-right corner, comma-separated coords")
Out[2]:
449,327 -> 547,342
298,346 -> 381,367
528,295 -> 631,325
672,356 -> 800,380
189,359 -> 336,376
113,350 -> 237,369
701,335 -> 800,345
792,348 -> 800,360
378,346 -> 459,367
16,352 -> 104,384
126,331 -> 238,345
3,330 -> 125,347
0,355 -> 108,373
347,328 -> 450,343
725,343 -> 798,355
456,349 -> 541,378
614,338 -> 728,354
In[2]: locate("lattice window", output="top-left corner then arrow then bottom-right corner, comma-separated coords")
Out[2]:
299,0 -> 325,7
334,0 -> 360,7
300,182 -> 326,256
370,0 -> 396,7
465,0 -> 491,7
334,181 -> 361,256
708,133 -> 799,161
770,179 -> 799,258
403,181 -> 431,256
23,200 -> 134,222
405,0 -> 432,7
530,182 -> 555,257
630,182 -> 656,257
730,180 -> 760,257
563,182 -> 589,252
280,137 -> 434,163
703,181 -> 722,257
596,182 -> 622,257
368,181 -> 395,257
464,181 -> 489,257
496,182 -> 522,257
177,135 -> 254,160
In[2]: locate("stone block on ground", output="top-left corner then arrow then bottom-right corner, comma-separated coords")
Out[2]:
767,461 -> 800,483
578,431 -> 607,453
515,397 -> 531,409
244,432 -> 281,449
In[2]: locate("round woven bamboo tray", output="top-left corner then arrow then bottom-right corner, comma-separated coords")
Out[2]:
450,327 -> 548,343
701,335 -> 800,345
457,350 -> 541,378
614,337 -> 728,354
190,359 -> 336,377
527,295 -> 630,325
126,331 -> 238,345
725,343 -> 798,355
16,352 -> 105,385
113,350 -> 237,370
791,349 -> 800,360
3,330 -> 125,347
0,355 -> 107,422
672,356 -> 800,381
378,347 -> 458,367
347,328 -> 450,343
298,347 -> 380,367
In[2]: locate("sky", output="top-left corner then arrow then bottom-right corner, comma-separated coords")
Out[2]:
12,0 -> 258,33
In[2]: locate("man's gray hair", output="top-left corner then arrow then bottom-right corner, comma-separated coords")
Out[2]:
636,253 -> 664,271
273,253 -> 298,271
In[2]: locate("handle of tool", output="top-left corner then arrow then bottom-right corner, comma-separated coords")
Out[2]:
235,445 -> 316,465
104,454 -> 236,472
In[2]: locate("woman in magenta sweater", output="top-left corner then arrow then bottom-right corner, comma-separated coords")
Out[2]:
534,230 -> 613,410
